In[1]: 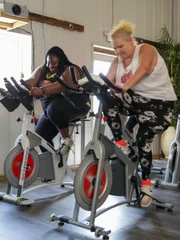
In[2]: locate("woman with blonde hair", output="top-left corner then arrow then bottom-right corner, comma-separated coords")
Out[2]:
80,20 -> 176,207
105,20 -> 177,207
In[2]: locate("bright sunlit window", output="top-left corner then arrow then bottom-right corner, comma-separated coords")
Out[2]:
93,51 -> 115,138
0,31 -> 31,88
93,60 -> 111,75
93,53 -> 115,113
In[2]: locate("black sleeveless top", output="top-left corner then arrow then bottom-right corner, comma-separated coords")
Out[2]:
36,66 -> 91,111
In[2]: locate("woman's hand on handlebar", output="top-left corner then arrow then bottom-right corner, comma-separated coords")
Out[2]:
111,83 -> 127,93
4,90 -> 12,97
0,88 -> 12,98
29,87 -> 43,97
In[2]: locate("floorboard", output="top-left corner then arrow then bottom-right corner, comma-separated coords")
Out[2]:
0,160 -> 179,240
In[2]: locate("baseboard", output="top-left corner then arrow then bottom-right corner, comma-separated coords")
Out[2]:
152,154 -> 162,159
0,175 -> 5,180
70,165 -> 79,171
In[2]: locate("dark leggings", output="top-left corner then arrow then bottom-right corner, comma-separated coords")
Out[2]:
35,94 -> 90,146
102,90 -> 174,180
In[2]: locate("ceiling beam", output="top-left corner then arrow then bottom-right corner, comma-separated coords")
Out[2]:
0,11 -> 29,30
0,11 -> 29,23
0,21 -> 13,29
94,46 -> 116,56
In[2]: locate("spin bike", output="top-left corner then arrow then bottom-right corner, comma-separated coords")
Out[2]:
154,96 -> 180,190
49,66 -> 173,240
0,77 -> 85,207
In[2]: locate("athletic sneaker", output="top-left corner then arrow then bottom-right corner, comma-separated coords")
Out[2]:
59,137 -> 74,155
140,179 -> 152,207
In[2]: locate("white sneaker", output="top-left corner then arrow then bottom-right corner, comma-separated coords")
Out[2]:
59,137 -> 74,155
140,180 -> 152,208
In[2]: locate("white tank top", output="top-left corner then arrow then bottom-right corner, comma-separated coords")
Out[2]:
115,44 -> 177,101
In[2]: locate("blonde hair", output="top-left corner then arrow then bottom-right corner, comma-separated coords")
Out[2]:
111,20 -> 135,40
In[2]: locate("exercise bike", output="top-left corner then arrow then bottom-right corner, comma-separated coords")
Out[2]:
0,77 -> 85,207
154,96 -> 180,190
49,66 -> 174,239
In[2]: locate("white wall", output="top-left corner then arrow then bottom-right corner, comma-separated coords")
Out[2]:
11,0 -> 174,68
0,0 -> 176,174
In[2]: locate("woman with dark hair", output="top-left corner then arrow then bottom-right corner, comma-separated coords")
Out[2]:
25,46 -> 91,154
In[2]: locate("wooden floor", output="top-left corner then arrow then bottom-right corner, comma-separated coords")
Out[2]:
0,160 -> 180,240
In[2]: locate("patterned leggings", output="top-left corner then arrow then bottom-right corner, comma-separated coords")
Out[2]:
101,89 -> 174,180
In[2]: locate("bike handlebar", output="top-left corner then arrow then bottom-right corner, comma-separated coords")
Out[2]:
81,65 -> 103,88
4,78 -> 20,98
10,77 -> 24,92
54,75 -> 81,93
2,64 -> 122,112
3,77 -> 33,111
82,65 -> 122,93
4,75 -> 81,111
98,73 -> 122,92
20,79 -> 31,91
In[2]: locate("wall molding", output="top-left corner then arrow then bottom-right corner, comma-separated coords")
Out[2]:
29,12 -> 84,32
94,37 -> 159,56
0,175 -> 5,180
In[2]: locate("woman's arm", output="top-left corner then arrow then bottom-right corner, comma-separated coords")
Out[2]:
40,82 -> 64,95
24,65 -> 44,88
106,57 -> 118,83
30,66 -> 81,96
4,65 -> 43,96
122,44 -> 157,91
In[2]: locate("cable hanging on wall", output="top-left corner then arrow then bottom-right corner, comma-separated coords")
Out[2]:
30,20 -> 35,71
103,0 -> 114,42
42,0 -> 46,58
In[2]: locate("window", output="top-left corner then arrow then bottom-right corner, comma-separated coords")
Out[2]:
93,52 -> 115,113
93,49 -> 116,138
0,31 -> 31,88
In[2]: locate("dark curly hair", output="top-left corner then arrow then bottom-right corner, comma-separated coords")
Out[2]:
40,46 -> 73,78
